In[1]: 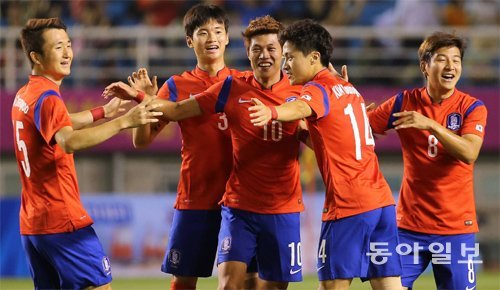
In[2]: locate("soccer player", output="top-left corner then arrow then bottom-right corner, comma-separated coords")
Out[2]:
12,18 -> 161,289
248,20 -> 403,289
107,4 -> 258,290
104,15 -> 305,290
368,32 -> 487,290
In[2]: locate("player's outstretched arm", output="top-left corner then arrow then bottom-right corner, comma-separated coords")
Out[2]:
150,98 -> 202,122
392,111 -> 483,164
70,98 -> 130,129
55,99 -> 163,153
249,98 -> 312,127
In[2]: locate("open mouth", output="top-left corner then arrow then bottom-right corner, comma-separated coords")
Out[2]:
441,73 -> 455,80
258,62 -> 272,68
206,45 -> 219,52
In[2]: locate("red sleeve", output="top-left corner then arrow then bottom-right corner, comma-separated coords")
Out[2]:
39,96 -> 72,144
195,80 -> 225,114
300,82 -> 328,120
462,102 -> 487,138
368,95 -> 398,134
157,82 -> 170,101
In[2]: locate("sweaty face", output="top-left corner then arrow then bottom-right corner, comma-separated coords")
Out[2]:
423,46 -> 462,96
187,18 -> 229,63
38,29 -> 72,82
247,33 -> 282,84
282,41 -> 315,85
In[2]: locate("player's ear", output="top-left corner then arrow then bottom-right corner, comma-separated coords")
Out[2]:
186,36 -> 194,48
420,61 -> 428,79
310,51 -> 320,65
30,51 -> 42,65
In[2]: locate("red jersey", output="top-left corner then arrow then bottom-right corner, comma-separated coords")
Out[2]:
195,74 -> 304,214
158,67 -> 248,210
369,88 -> 487,234
299,69 -> 395,221
11,76 -> 93,235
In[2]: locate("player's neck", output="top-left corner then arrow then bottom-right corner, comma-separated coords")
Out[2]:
197,59 -> 226,77
31,68 -> 63,86
426,83 -> 454,103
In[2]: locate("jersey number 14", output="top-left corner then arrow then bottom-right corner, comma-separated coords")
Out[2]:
344,103 -> 375,160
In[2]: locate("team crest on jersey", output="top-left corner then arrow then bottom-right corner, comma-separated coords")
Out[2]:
285,96 -> 298,102
169,249 -> 181,265
102,256 -> 112,275
220,236 -> 232,253
446,113 -> 462,131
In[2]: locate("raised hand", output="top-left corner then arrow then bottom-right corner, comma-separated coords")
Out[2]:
128,68 -> 158,96
102,81 -> 138,100
328,63 -> 348,82
103,98 -> 131,118
249,98 -> 272,127
122,99 -> 163,128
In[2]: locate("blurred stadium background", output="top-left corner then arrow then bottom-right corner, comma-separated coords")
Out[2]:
0,0 -> 499,287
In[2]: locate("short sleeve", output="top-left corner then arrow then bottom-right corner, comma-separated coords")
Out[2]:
368,93 -> 401,134
300,82 -> 329,120
195,78 -> 229,114
38,95 -> 72,144
462,101 -> 487,138
158,77 -> 175,101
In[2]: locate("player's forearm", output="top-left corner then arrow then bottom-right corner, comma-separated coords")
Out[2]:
70,111 -> 94,129
429,124 -> 482,164
276,100 -> 312,122
60,118 -> 127,153
155,98 -> 201,121
133,124 -> 153,148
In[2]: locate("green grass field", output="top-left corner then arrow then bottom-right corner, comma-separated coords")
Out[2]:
1,273 -> 499,290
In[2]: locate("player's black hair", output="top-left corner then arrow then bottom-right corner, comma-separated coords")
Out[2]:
183,4 -> 229,38
279,19 -> 333,67
418,32 -> 467,63
21,18 -> 67,68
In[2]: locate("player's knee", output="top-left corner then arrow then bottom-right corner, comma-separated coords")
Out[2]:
85,282 -> 112,290
171,276 -> 197,290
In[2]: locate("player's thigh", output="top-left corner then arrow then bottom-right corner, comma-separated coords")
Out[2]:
162,209 -> 221,277
367,206 -> 402,279
432,233 -> 477,290
256,212 -> 302,283
217,207 -> 257,266
318,208 -> 388,280
369,276 -> 402,290
36,226 -> 112,289
21,235 -> 60,289
318,278 -> 352,290
218,261 -> 248,290
397,229 -> 432,289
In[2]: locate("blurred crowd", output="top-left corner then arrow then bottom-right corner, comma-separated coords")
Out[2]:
2,0 -> 498,28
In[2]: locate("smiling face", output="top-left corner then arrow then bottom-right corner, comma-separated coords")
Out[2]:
187,18 -> 228,65
282,41 -> 317,85
247,33 -> 282,87
32,28 -> 72,84
422,45 -> 462,98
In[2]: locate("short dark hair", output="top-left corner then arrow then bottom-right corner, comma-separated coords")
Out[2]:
279,19 -> 333,67
183,4 -> 229,38
21,18 -> 67,67
418,32 -> 467,63
242,15 -> 283,46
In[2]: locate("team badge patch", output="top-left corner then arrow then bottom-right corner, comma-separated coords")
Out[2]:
169,249 -> 181,266
286,96 -> 298,102
102,256 -> 112,275
446,113 -> 462,131
220,236 -> 232,253
300,95 -> 312,101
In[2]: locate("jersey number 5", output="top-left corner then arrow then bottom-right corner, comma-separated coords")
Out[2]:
15,121 -> 31,177
344,103 -> 375,160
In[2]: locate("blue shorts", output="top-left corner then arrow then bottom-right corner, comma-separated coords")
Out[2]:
218,206 -> 302,282
317,205 -> 401,281
162,209 -> 222,277
398,229 -> 478,289
21,226 -> 112,289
